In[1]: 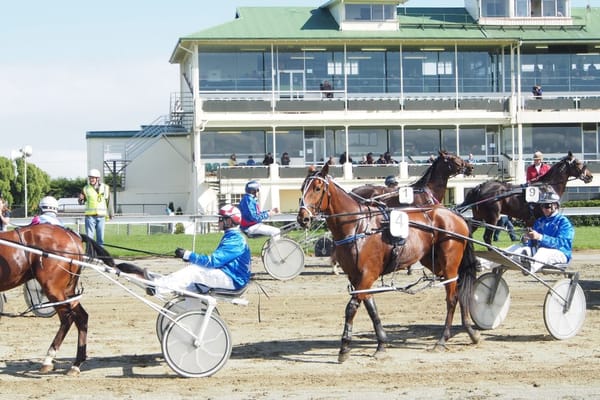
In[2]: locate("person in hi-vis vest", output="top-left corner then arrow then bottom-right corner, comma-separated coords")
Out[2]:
78,168 -> 113,246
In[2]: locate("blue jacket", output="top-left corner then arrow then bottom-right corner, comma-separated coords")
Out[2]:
239,193 -> 269,229
528,212 -> 574,262
186,228 -> 252,289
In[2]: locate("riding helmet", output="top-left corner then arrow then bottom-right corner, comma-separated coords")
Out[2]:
218,204 -> 242,225
39,196 -> 59,213
245,180 -> 260,194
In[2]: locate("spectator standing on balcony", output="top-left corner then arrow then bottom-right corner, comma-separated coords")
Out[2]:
320,80 -> 333,98
280,152 -> 291,166
262,153 -> 274,165
532,84 -> 543,99
526,151 -> 551,183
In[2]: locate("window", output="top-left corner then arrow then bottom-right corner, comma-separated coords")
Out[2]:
345,4 -> 396,21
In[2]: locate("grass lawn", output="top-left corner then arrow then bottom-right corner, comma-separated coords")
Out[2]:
99,224 -> 599,259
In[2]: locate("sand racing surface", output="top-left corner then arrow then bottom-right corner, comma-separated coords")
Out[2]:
1,251 -> 600,399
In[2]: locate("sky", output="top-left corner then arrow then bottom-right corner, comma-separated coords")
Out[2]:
1,0 -> 596,179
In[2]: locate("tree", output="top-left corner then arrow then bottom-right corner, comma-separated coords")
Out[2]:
0,156 -> 16,205
50,177 -> 87,199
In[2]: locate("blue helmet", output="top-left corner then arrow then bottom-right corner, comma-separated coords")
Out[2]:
245,180 -> 260,194
384,175 -> 398,187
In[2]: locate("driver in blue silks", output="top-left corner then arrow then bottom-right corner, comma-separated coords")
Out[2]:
145,204 -> 251,296
238,180 -> 280,238
506,191 -> 574,273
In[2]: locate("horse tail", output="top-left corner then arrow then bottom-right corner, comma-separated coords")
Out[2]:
80,233 -> 116,267
457,237 -> 479,313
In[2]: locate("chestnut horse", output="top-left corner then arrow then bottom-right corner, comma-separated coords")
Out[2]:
459,151 -> 593,244
297,163 -> 480,362
0,224 -> 112,376
352,150 -> 473,207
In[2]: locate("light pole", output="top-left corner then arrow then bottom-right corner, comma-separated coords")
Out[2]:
13,145 -> 33,217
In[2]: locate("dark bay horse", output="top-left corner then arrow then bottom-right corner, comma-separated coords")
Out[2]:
297,163 -> 480,362
459,151 -> 593,244
351,151 -> 473,207
0,224 -> 112,376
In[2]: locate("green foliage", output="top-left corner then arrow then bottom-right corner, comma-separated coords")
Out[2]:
50,177 -> 87,198
174,223 -> 185,234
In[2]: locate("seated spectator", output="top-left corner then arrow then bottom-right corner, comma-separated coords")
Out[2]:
246,155 -> 256,166
384,151 -> 398,164
281,152 -> 291,166
228,153 -> 237,166
320,80 -> 333,98
375,154 -> 386,164
262,153 -> 274,165
364,152 -> 374,164
339,152 -> 352,164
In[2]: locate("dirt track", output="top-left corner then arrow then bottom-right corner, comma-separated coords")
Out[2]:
1,251 -> 600,400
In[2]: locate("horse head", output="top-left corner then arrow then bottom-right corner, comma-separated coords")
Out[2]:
568,152 -> 594,184
298,163 -> 331,229
438,150 -> 473,177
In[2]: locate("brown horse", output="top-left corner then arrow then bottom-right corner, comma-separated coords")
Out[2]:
352,150 -> 473,207
0,224 -> 112,376
297,163 -> 480,362
459,151 -> 593,244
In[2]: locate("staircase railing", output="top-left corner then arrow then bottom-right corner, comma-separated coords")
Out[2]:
125,115 -> 170,161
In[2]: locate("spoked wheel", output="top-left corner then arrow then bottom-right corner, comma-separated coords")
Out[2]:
470,272 -> 511,330
23,279 -> 57,318
262,238 -> 305,280
156,297 -> 218,343
162,309 -> 232,378
0,293 -> 5,318
543,279 -> 586,340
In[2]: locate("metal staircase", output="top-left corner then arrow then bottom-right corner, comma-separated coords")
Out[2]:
124,115 -> 171,161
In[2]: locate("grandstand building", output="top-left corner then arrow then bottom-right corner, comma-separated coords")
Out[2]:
86,0 -> 600,215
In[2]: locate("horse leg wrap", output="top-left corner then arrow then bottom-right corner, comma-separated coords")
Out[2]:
364,297 -> 388,345
340,298 -> 360,354
42,348 -> 57,367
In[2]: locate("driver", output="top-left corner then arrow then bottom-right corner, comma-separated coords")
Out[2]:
384,175 -> 398,189
145,204 -> 251,296
31,196 -> 64,226
507,191 -> 574,273
238,180 -> 280,238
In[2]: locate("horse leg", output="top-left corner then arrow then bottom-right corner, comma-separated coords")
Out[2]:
67,304 -> 89,376
483,227 -> 494,245
434,284 -> 459,351
364,296 -> 388,358
338,297 -> 361,363
40,304 -> 88,375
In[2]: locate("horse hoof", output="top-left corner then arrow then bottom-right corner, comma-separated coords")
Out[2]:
469,329 -> 481,344
66,366 -> 81,377
338,351 -> 350,363
373,350 -> 389,360
39,364 -> 54,374
431,343 -> 448,352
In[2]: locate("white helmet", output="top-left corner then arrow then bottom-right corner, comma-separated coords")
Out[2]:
39,196 -> 59,213
88,169 -> 101,178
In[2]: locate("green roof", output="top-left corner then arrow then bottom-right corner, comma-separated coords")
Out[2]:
171,6 -> 600,61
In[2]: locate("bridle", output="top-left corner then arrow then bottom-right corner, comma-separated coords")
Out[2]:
299,174 -> 330,221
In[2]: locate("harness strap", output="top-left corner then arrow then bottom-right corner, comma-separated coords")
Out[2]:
334,233 -> 366,246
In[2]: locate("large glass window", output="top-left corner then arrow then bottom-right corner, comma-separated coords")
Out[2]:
459,127 -> 487,159
347,128 -> 388,161
458,51 -> 496,92
199,51 -> 271,91
201,130 -> 266,159
482,0 -> 509,17
521,124 -> 581,158
402,49 -> 455,93
404,127 -> 448,162
346,50 -> 386,93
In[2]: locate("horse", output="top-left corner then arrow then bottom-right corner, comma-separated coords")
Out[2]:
0,224 -> 113,376
459,151 -> 593,244
352,150 -> 474,207
297,163 -> 481,362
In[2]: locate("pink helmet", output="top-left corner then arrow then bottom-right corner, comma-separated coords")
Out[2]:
218,204 -> 241,225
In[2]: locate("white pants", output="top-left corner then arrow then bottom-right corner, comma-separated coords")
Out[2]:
245,223 -> 280,239
154,264 -> 235,295
507,244 -> 568,273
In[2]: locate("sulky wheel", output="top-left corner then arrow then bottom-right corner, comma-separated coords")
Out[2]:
314,236 -> 334,257
543,279 -> 586,340
23,279 -> 57,318
156,297 -> 217,344
262,238 -> 305,280
0,293 -> 5,318
162,309 -> 232,378
470,272 -> 511,330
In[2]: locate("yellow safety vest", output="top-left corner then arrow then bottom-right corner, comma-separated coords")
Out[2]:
83,183 -> 110,216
